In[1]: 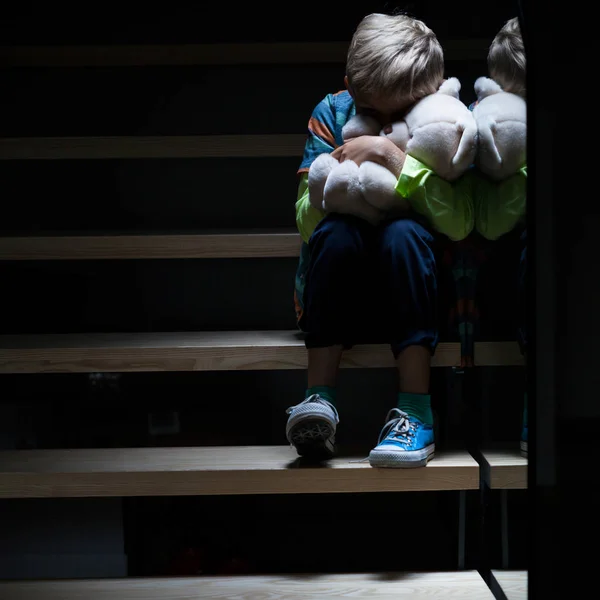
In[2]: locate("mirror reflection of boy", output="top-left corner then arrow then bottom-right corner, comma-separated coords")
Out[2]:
471,17 -> 528,456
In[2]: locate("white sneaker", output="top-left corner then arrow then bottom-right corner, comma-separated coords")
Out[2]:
286,394 -> 339,459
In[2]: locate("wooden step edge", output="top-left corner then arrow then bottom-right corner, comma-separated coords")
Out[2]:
0,39 -> 489,67
0,134 -> 307,160
0,231 -> 302,260
491,570 -> 527,600
0,446 -> 479,499
474,448 -> 528,489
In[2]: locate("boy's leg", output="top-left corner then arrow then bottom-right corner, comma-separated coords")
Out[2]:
369,218 -> 438,468
287,213 -> 372,458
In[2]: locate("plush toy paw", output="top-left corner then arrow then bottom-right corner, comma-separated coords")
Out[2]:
358,161 -> 409,212
473,77 -> 527,180
308,153 -> 340,210
341,114 -> 381,140
323,160 -> 382,225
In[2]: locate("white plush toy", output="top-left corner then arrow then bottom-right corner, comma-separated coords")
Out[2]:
308,77 -> 477,224
472,76 -> 527,181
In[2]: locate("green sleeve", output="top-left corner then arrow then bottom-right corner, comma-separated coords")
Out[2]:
295,173 -> 325,244
474,165 -> 527,240
396,155 -> 475,241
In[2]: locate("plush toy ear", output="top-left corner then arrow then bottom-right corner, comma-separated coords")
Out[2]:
474,76 -> 503,101
342,114 -> 380,140
437,77 -> 461,99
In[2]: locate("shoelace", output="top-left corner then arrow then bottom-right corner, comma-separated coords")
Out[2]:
286,394 -> 340,424
376,408 -> 417,446
349,408 -> 417,463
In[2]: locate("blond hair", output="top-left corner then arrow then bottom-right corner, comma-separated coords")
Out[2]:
346,13 -> 444,104
488,17 -> 526,96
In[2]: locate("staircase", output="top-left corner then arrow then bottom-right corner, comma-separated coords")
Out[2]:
0,6 -> 526,599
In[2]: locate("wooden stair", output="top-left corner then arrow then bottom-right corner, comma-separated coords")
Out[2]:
479,449 -> 528,490
0,571 -> 495,599
0,230 -> 302,260
0,331 -> 523,373
0,446 -> 478,499
491,570 -> 527,600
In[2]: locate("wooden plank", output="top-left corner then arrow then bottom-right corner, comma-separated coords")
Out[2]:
0,446 -> 479,499
0,134 -> 306,160
0,231 -> 302,260
0,39 -> 488,67
0,572 -> 494,599
491,570 -> 527,600
0,331 -> 465,373
0,333 -> 523,374
483,449 -> 528,489
475,342 -> 525,366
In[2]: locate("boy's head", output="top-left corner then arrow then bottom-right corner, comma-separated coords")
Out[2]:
488,17 -> 526,96
345,13 -> 444,126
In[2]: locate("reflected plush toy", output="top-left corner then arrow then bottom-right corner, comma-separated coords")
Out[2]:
308,77 -> 477,224
472,76 -> 526,181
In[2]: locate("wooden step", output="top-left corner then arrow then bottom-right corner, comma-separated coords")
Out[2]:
0,331 -> 522,373
0,134 -> 306,160
1,39 -> 489,67
0,230 -> 302,260
478,449 -> 528,489
472,342 -> 524,367
0,446 -> 479,499
0,572 -> 495,599
491,570 -> 527,600
0,572 -> 494,599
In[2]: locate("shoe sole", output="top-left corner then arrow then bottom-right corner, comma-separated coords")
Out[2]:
368,444 -> 435,468
520,440 -> 528,458
288,419 -> 335,459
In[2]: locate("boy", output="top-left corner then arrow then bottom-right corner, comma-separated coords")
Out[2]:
286,13 -> 474,467
472,17 -> 528,455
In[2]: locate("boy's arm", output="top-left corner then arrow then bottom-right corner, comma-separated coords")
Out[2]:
295,95 -> 339,243
395,155 -> 475,241
298,155 -> 475,243
296,174 -> 323,244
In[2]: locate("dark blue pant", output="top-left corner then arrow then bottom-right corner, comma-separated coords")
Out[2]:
299,213 -> 439,358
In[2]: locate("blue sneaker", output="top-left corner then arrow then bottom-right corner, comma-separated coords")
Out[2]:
369,408 -> 435,468
286,394 -> 339,459
520,422 -> 528,457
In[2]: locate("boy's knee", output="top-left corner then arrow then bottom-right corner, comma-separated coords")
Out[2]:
380,218 -> 433,254
309,214 -> 367,262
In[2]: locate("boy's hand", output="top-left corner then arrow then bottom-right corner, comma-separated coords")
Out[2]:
331,136 -> 406,178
